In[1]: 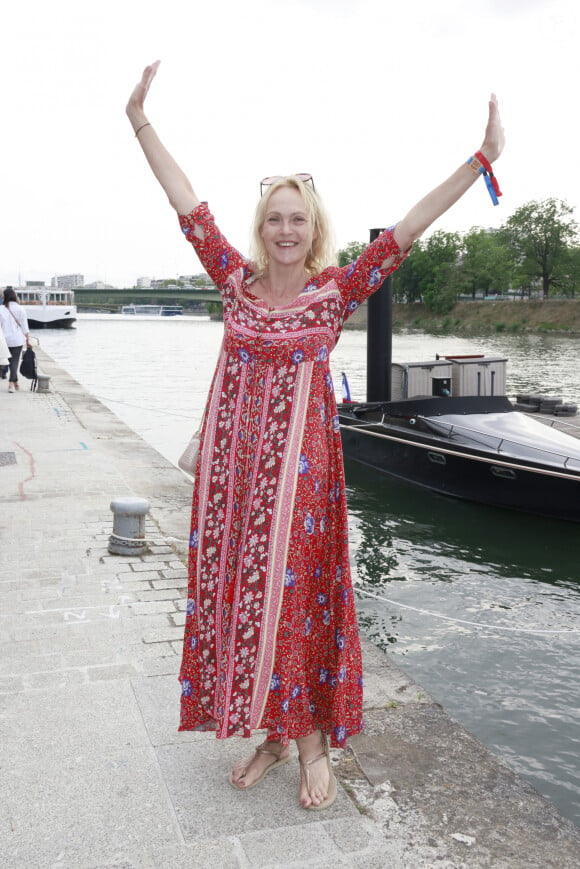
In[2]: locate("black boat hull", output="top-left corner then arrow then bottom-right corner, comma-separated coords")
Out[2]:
339,399 -> 580,523
28,317 -> 76,329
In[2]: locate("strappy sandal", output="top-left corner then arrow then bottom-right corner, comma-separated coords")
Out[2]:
229,740 -> 290,791
299,732 -> 337,811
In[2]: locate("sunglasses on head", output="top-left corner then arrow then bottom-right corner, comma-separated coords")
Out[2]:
260,173 -> 315,196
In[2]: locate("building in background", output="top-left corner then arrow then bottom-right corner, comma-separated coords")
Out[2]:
136,276 -> 151,288
51,274 -> 84,290
84,281 -> 115,290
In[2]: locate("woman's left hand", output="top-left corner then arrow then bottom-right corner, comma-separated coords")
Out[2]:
479,93 -> 505,164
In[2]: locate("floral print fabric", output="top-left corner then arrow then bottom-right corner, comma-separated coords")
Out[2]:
178,203 -> 407,747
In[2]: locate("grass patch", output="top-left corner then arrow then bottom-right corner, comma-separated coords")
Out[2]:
389,300 -> 580,337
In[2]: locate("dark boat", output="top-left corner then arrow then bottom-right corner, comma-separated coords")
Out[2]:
339,394 -> 580,523
337,255 -> 580,523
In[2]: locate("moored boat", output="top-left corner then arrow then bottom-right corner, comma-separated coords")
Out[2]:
339,392 -> 580,523
339,266 -> 580,522
161,305 -> 183,316
121,304 -> 183,316
121,304 -> 162,315
20,288 -> 77,329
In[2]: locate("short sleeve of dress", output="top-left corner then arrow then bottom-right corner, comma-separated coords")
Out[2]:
178,203 -> 250,295
335,227 -> 410,321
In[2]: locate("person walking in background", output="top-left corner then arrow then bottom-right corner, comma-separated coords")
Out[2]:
126,60 -> 504,811
0,326 -> 9,380
0,287 -> 31,393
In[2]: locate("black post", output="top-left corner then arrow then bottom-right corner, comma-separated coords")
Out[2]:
366,228 -> 392,402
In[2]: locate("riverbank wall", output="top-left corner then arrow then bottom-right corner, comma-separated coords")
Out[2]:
344,299 -> 580,335
1,348 -> 579,867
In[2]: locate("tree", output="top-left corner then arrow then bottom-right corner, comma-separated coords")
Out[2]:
337,241 -> 367,267
458,227 -> 513,298
391,231 -> 462,312
392,242 -> 428,304
421,231 -> 463,313
503,199 -> 579,298
560,244 -> 580,298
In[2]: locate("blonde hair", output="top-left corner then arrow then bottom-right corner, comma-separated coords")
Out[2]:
250,176 -> 336,278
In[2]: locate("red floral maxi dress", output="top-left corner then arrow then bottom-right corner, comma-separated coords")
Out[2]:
178,203 -> 407,747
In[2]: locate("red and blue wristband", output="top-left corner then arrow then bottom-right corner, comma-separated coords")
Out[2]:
467,150 -> 502,206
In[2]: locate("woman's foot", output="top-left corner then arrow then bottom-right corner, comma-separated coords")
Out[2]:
230,739 -> 290,790
8,382 -> 15,393
297,730 -> 337,810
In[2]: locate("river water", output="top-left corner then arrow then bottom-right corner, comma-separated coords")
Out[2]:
38,314 -> 580,828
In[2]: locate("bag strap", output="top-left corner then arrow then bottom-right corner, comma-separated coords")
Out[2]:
7,304 -> 25,338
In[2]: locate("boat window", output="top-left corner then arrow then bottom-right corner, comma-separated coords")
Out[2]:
427,451 -> 446,465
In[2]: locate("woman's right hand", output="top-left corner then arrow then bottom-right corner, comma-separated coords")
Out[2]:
126,60 -> 160,129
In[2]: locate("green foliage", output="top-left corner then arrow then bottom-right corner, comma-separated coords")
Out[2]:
560,245 -> 580,298
393,230 -> 461,312
458,227 -> 513,297
421,231 -> 462,313
392,243 -> 427,304
340,198 -> 580,309
503,198 -> 579,298
337,240 -> 367,267
206,301 -> 223,319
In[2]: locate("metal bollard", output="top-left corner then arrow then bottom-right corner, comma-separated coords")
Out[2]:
109,496 -> 150,555
36,374 -> 51,393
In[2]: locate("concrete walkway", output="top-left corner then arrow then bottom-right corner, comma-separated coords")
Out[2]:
0,349 -> 579,869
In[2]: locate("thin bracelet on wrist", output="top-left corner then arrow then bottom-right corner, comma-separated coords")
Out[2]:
135,122 -> 151,138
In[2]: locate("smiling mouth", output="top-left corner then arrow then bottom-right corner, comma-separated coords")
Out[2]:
277,242 -> 297,247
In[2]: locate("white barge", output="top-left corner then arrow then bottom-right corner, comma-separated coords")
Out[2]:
20,289 -> 77,329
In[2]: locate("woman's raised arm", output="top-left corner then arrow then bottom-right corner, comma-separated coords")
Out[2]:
126,61 -> 200,216
393,94 -> 505,253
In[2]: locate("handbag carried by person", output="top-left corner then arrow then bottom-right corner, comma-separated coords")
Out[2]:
178,425 -> 202,475
179,340 -> 223,476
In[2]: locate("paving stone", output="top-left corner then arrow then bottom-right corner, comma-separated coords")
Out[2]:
116,571 -> 162,583
0,675 -> 25,694
136,588 -> 182,602
151,578 -> 188,590
23,669 -> 88,691
238,822 -> 340,866
88,664 -> 140,681
130,562 -> 168,573
139,657 -> 181,678
136,642 -> 176,660
130,601 -> 177,616
142,627 -> 184,644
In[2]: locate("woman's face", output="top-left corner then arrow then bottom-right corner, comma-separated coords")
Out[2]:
260,186 -> 316,270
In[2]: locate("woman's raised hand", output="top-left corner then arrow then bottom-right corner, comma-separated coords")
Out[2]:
126,60 -> 161,128
125,60 -> 200,216
393,93 -> 506,252
479,93 -> 505,164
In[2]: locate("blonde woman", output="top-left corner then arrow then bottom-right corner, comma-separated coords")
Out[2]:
126,61 -> 504,810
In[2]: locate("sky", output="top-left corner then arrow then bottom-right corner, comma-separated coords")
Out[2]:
1,0 -> 579,288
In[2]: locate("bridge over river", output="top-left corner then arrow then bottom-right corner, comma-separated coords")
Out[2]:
73,287 -> 222,312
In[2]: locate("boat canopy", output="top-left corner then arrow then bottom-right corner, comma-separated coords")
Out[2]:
421,411 -> 580,471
